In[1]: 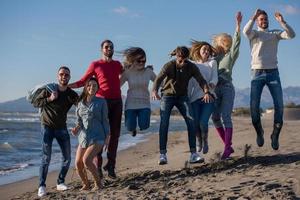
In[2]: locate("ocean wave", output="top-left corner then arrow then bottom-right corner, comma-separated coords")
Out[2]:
0,142 -> 15,151
150,119 -> 158,123
0,129 -> 8,133
0,117 -> 40,123
0,163 -> 31,176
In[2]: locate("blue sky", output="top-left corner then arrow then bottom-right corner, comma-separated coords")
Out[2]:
0,0 -> 299,102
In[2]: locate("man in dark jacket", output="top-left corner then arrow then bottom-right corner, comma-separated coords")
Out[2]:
33,66 -> 78,197
152,46 -> 213,165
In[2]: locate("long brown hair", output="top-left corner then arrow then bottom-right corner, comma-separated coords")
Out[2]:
122,47 -> 146,69
77,77 -> 99,104
190,40 -> 216,61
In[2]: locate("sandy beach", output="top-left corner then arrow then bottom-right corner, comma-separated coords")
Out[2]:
1,116 -> 299,199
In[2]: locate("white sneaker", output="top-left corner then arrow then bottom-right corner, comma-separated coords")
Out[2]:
56,183 -> 69,191
38,186 -> 46,197
189,152 -> 204,163
159,153 -> 168,165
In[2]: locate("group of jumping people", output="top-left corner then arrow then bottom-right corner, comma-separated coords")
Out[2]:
31,9 -> 295,197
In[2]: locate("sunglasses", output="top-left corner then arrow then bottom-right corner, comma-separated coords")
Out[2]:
137,59 -> 146,64
59,73 -> 70,77
103,45 -> 114,49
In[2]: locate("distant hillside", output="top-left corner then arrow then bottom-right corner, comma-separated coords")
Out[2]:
0,97 -> 37,113
234,86 -> 300,109
0,86 -> 299,112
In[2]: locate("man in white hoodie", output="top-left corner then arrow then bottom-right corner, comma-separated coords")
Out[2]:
243,9 -> 295,150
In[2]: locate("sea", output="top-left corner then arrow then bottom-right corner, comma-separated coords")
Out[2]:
0,112 -> 187,186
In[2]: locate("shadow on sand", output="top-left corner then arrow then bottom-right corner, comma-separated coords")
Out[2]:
11,151 -> 300,200
103,151 -> 300,199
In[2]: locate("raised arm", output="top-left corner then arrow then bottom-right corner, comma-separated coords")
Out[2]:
235,11 -> 242,33
68,62 -> 96,88
275,12 -> 296,39
230,12 -> 242,61
31,89 -> 48,108
32,89 -> 58,108
243,9 -> 261,39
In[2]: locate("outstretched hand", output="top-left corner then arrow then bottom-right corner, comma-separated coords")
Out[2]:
236,11 -> 242,24
236,11 -> 242,32
252,8 -> 262,20
275,12 -> 285,23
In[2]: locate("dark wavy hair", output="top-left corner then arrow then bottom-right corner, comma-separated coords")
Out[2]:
77,77 -> 99,104
169,46 -> 190,59
101,39 -> 113,48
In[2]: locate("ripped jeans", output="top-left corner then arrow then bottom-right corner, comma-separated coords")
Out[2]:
250,69 -> 283,125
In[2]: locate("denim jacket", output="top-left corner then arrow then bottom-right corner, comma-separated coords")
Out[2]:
76,97 -> 110,148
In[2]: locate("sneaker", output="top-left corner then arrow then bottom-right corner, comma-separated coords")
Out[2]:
103,165 -> 117,179
158,153 -> 168,165
56,183 -> 69,191
38,186 -> 46,197
189,152 -> 204,164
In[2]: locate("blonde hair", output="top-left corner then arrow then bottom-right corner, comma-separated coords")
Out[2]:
190,40 -> 216,61
212,33 -> 232,53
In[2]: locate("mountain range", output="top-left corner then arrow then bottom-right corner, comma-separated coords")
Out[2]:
0,86 -> 299,113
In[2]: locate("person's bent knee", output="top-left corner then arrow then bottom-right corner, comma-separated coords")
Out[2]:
75,159 -> 84,169
82,157 -> 93,169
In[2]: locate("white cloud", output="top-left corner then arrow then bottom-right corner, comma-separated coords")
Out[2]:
283,4 -> 300,15
113,6 -> 129,15
273,4 -> 300,15
112,6 -> 141,18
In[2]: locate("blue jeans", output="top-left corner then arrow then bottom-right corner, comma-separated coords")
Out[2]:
125,108 -> 151,131
159,95 -> 196,154
250,69 -> 283,125
39,125 -> 71,187
190,98 -> 215,134
212,82 -> 235,128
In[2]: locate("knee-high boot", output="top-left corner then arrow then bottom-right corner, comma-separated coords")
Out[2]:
271,123 -> 283,150
253,121 -> 264,147
215,127 -> 225,143
221,128 -> 233,160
